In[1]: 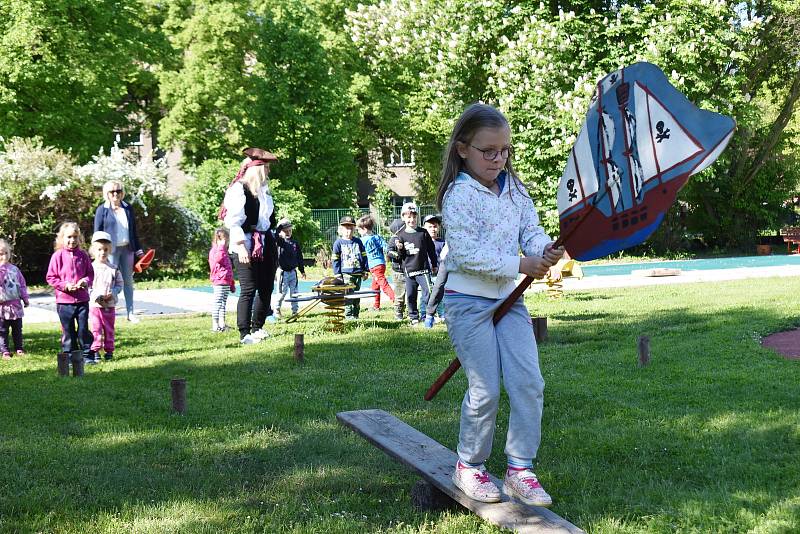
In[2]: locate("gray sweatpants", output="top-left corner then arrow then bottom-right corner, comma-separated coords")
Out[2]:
444,293 -> 545,467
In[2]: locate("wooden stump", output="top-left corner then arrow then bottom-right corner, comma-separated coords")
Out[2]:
294,334 -> 304,363
411,479 -> 457,511
70,351 -> 84,377
57,352 -> 70,377
638,336 -> 650,367
533,317 -> 548,343
171,378 -> 187,414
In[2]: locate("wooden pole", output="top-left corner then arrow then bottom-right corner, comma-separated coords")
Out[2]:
294,334 -> 304,363
638,336 -> 650,367
171,378 -> 187,414
534,316 -> 548,343
425,237 -> 568,401
70,350 -> 84,377
57,352 -> 70,377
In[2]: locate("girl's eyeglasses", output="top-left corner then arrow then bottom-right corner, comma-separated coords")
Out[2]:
108,190 -> 123,194
470,145 -> 512,161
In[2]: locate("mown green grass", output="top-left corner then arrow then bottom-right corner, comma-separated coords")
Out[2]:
2,277 -> 799,533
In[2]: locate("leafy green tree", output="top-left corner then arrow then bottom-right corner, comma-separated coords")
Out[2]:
159,0 -> 359,207
0,0 -> 169,161
348,0 -> 800,248
182,157 -> 321,249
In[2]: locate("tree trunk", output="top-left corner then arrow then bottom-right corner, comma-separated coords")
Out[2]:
741,72 -> 800,187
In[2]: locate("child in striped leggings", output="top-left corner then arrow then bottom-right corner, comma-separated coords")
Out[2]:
208,228 -> 236,332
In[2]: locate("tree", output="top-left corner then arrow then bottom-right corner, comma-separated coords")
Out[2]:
348,0 -> 800,247
158,0 -> 360,207
0,0 -> 169,161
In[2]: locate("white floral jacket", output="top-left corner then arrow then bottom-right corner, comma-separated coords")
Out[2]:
443,171 -> 551,299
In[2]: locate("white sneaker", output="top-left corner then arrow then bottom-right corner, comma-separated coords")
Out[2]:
251,329 -> 270,340
127,313 -> 140,323
503,468 -> 552,507
240,334 -> 258,345
452,462 -> 501,503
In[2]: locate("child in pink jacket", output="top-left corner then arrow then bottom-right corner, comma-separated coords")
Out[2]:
209,227 -> 236,332
89,231 -> 123,362
46,222 -> 94,362
0,238 -> 30,359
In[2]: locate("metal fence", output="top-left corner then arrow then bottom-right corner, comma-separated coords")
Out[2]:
310,205 -> 439,242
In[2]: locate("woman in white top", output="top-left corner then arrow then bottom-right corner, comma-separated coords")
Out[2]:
93,180 -> 144,323
222,149 -> 279,344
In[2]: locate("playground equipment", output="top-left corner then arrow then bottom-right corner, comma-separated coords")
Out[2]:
285,277 -> 378,331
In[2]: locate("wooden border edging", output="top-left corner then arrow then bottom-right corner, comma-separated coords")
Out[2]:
336,409 -> 584,533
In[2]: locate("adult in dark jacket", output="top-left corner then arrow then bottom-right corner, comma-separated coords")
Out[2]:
93,180 -> 144,323
222,148 -> 279,344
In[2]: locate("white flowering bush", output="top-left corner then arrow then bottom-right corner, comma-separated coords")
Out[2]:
0,137 -> 203,280
75,143 -> 169,216
76,143 -> 205,273
347,0 -> 776,243
0,137 -> 97,279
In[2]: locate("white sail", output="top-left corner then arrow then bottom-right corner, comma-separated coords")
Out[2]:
692,130 -> 734,176
557,122 -> 599,214
634,82 -> 702,182
599,111 -> 622,208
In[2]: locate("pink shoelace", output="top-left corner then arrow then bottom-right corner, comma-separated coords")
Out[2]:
518,475 -> 543,489
473,471 -> 491,484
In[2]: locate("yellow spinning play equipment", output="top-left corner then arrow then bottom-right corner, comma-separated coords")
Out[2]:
285,277 -> 377,332
533,257 -> 583,298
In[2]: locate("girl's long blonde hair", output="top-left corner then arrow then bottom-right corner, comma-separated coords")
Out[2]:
436,103 -> 524,210
240,163 -> 269,196
54,222 -> 84,251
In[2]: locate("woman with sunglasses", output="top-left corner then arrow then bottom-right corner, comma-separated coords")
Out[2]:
93,180 -> 144,323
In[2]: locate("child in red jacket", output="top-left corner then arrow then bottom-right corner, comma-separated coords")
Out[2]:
46,222 -> 95,363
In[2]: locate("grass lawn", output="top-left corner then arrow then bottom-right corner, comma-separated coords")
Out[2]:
2,276 -> 799,533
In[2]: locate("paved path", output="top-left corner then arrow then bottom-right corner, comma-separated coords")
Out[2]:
24,263 -> 800,324
25,287 -> 225,324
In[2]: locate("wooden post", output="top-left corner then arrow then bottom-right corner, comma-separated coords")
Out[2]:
70,350 -> 84,377
533,316 -> 548,343
294,334 -> 304,363
171,378 -> 187,414
57,352 -> 70,377
410,479 -> 456,511
638,336 -> 650,367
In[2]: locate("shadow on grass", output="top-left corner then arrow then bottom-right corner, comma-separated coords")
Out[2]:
2,283 -> 800,532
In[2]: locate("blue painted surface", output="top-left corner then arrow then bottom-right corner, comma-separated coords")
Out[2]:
582,254 -> 800,277
185,255 -> 800,293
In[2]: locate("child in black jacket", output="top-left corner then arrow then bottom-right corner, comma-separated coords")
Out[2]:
388,202 -> 438,325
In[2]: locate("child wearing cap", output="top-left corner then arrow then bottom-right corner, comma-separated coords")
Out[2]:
423,214 -> 447,327
388,202 -> 438,325
274,218 -> 306,318
88,231 -> 123,362
356,214 -> 395,311
332,215 -> 368,319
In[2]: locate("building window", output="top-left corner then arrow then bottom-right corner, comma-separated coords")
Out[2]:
385,147 -> 415,167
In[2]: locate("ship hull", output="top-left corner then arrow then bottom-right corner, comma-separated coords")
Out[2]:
561,172 -> 689,261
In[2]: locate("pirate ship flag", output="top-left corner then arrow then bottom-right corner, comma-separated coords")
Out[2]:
557,62 -> 736,261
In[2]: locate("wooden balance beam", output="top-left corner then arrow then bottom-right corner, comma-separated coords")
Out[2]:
337,409 -> 584,533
